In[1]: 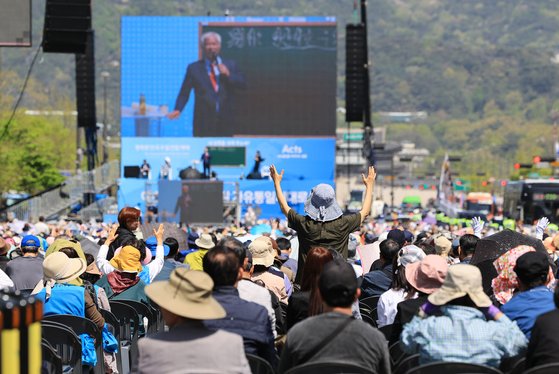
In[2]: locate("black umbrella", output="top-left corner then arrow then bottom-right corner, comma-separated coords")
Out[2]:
470,229 -> 546,265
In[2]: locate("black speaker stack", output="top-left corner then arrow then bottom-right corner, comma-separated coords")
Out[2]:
345,24 -> 367,123
43,0 -> 91,54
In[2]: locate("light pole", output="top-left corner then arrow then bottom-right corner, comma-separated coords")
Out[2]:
101,71 -> 110,164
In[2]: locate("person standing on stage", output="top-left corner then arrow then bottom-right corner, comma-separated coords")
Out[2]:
201,147 -> 211,178
167,32 -> 246,137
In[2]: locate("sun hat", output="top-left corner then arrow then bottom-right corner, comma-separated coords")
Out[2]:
304,184 -> 343,222
195,234 -> 215,250
319,260 -> 358,307
145,268 -> 225,320
429,264 -> 492,308
397,245 -> 426,267
38,252 -> 87,298
110,245 -> 143,273
435,235 -> 452,257
249,237 -> 275,267
85,261 -> 102,276
145,236 -> 170,257
45,238 -> 86,261
405,255 -> 448,294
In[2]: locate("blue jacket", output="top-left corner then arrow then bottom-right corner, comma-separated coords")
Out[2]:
501,286 -> 555,339
204,286 -> 276,365
361,264 -> 393,298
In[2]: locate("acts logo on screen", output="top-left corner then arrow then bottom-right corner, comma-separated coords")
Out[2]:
278,145 -> 308,159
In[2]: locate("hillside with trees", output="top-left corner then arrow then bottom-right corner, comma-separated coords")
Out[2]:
1,0 -> 559,190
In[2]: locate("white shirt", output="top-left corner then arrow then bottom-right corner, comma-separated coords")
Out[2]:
377,288 -> 416,327
237,278 -> 277,338
96,243 -> 164,282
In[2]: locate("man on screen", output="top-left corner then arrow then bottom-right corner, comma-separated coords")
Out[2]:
167,32 -> 246,136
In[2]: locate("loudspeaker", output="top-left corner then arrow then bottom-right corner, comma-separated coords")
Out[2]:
75,31 -> 96,128
124,166 -> 141,178
345,24 -> 367,122
43,0 -> 91,54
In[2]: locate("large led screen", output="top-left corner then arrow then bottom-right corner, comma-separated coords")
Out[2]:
121,16 -> 337,137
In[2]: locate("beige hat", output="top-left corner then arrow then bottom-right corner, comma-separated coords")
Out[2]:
428,264 -> 491,308
195,234 -> 215,250
249,237 -> 275,267
37,252 -> 87,298
435,235 -> 452,257
43,252 -> 87,284
145,268 -> 225,320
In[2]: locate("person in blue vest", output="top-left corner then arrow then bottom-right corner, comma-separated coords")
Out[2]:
34,252 -> 107,367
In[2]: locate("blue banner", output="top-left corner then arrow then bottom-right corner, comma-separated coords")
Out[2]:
121,137 -> 335,182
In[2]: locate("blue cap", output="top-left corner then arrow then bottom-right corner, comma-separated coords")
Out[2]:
145,236 -> 170,257
21,235 -> 40,248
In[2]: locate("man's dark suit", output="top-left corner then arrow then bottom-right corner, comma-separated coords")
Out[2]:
173,59 -> 245,137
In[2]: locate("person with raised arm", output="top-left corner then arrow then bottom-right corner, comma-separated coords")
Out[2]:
270,164 -> 376,284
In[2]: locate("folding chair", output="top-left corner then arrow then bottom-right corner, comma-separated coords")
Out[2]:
43,314 -> 104,374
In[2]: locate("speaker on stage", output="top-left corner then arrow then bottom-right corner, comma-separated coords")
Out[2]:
43,0 -> 92,54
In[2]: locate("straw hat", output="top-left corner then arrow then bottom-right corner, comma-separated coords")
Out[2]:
195,234 -> 215,250
145,268 -> 225,320
110,245 -> 142,273
429,264 -> 492,308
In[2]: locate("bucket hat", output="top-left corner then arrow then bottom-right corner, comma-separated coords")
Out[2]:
145,268 -> 225,320
195,234 -> 215,250
249,237 -> 275,267
429,264 -> 492,308
304,184 -> 343,222
405,254 -> 448,294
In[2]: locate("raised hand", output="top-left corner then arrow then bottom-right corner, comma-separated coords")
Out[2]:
361,166 -> 377,187
154,224 -> 165,245
536,217 -> 550,240
471,217 -> 485,238
270,165 -> 284,184
106,225 -> 119,245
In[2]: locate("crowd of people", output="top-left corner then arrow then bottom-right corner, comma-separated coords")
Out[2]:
2,165 -> 559,373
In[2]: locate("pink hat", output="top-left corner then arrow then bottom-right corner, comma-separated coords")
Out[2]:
405,255 -> 448,294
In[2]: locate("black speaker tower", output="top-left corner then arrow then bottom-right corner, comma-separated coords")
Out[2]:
43,0 -> 92,54
345,24 -> 367,123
